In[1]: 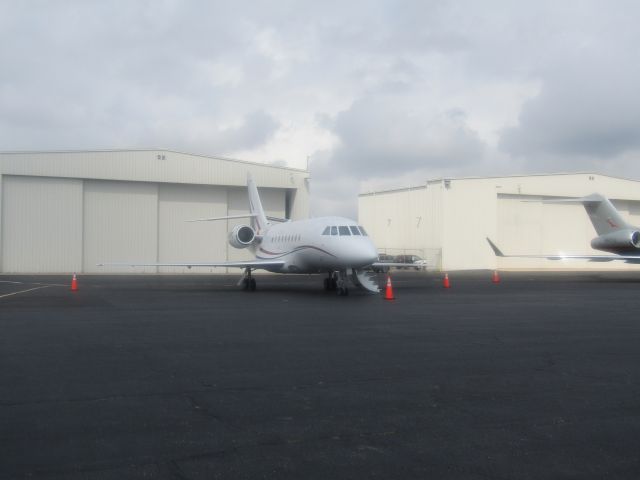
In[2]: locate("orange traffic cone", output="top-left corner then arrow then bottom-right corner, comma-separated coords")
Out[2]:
443,273 -> 450,288
492,270 -> 500,284
71,273 -> 78,292
384,275 -> 395,300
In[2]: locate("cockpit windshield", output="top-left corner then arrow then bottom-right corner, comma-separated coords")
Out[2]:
323,225 -> 368,236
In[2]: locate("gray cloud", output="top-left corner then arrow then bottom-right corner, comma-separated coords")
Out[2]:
308,95 -> 486,216
3,1 -> 640,216
331,97 -> 484,175
500,52 -> 640,160
210,110 -> 280,153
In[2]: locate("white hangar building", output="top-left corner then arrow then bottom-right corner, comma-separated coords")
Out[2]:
358,173 -> 640,271
0,150 -> 309,273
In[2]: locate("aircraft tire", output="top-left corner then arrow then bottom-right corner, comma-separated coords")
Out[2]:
249,278 -> 257,291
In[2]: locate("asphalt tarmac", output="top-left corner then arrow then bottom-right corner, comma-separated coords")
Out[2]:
1,271 -> 640,479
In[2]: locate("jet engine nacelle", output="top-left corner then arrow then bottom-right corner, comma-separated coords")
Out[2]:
591,229 -> 640,251
228,224 -> 256,249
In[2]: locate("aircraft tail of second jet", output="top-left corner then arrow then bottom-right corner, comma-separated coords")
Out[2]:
542,193 -> 630,236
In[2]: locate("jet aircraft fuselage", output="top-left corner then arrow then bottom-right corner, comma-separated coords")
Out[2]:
253,216 -> 378,274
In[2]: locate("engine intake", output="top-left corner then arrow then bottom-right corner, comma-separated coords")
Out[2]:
228,224 -> 256,249
591,229 -> 640,252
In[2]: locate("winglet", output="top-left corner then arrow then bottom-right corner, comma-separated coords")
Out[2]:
486,237 -> 505,257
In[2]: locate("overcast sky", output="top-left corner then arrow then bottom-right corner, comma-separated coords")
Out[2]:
2,1 -> 640,217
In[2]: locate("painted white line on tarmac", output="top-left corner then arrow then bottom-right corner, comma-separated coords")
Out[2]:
0,285 -> 50,299
0,280 -> 67,287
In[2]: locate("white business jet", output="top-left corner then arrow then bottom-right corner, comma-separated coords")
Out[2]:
101,174 -> 411,295
487,193 -> 640,264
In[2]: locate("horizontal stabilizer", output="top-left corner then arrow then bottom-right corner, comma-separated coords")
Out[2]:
525,193 -> 605,205
371,262 -> 428,269
266,216 -> 290,223
186,213 -> 288,224
186,213 -> 258,222
524,193 -> 629,235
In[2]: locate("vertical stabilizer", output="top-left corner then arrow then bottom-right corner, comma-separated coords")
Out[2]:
247,174 -> 269,233
581,193 -> 630,235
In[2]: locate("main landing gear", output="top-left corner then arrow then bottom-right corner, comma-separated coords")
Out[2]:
240,268 -> 257,291
324,271 -> 348,296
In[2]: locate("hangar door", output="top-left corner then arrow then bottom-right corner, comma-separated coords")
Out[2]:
83,180 -> 158,273
157,184 -> 228,273
497,194 -> 601,269
1,175 -> 83,273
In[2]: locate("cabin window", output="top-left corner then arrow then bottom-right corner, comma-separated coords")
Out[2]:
358,226 -> 368,236
330,226 -> 338,235
322,226 -> 330,235
349,226 -> 361,235
338,226 -> 351,236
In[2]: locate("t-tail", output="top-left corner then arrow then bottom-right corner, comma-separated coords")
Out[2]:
247,174 -> 269,233
538,193 -> 630,235
579,193 -> 630,235
541,193 -> 640,251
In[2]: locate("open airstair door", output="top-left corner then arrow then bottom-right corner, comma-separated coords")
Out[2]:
351,269 -> 380,293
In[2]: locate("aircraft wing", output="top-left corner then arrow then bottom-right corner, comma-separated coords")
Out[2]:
98,259 -> 286,269
370,262 -> 427,269
486,238 -> 640,263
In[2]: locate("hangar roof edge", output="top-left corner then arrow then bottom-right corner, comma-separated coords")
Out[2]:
0,148 -> 309,174
359,172 -> 640,197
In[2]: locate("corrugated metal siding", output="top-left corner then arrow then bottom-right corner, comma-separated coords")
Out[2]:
611,199 -> 640,225
1,175 -> 82,272
157,184 -> 228,273
360,174 -> 640,271
424,183 -> 443,251
358,186 -> 430,256
0,149 -> 309,274
83,180 -> 158,273
259,187 -> 287,220
289,179 -> 310,220
441,181 -> 497,270
0,150 -> 308,190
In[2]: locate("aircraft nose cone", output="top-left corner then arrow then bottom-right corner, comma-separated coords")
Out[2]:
351,241 -> 378,267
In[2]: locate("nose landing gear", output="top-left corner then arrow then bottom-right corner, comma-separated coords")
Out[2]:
324,271 -> 348,296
